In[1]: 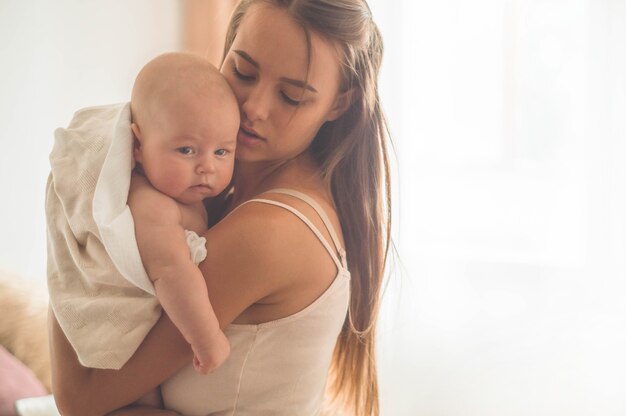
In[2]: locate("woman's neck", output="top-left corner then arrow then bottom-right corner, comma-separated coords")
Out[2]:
231,160 -> 285,201
230,152 -> 322,207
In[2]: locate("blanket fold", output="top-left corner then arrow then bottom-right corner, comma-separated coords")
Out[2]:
46,103 -> 161,370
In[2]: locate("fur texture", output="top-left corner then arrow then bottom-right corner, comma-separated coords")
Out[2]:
0,270 -> 51,392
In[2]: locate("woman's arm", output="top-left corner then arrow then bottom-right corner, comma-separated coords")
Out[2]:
49,308 -> 190,416
50,203 -> 296,415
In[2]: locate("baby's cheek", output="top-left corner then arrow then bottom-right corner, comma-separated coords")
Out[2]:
157,171 -> 187,195
219,164 -> 234,188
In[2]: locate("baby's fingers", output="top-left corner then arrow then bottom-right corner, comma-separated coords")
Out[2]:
193,355 -> 210,374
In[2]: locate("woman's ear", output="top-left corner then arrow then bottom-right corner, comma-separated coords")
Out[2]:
131,123 -> 143,163
326,88 -> 358,122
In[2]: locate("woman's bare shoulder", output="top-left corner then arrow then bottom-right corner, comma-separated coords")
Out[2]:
199,195 -> 340,326
204,199 -> 323,274
212,188 -> 342,253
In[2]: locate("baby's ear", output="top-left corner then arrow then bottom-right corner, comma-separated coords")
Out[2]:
130,123 -> 143,162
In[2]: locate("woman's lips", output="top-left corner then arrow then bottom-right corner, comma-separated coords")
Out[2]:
238,125 -> 265,146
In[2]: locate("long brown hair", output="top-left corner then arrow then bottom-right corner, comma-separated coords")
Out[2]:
223,1 -> 392,414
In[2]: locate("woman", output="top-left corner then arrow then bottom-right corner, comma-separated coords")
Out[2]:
50,0 -> 392,414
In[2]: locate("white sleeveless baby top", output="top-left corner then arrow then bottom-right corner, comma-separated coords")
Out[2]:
161,189 -> 351,416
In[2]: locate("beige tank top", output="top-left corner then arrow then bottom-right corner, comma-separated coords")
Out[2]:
161,189 -> 351,416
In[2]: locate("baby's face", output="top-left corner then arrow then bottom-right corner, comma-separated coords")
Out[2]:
134,92 -> 239,205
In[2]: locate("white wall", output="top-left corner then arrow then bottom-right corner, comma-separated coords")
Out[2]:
0,0 -> 182,280
371,0 -> 626,414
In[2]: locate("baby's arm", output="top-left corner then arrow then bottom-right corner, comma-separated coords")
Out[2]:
128,176 -> 230,374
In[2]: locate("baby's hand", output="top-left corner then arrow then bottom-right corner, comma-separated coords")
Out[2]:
192,330 -> 231,374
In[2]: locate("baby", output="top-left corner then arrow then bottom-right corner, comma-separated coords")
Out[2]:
128,52 -> 239,375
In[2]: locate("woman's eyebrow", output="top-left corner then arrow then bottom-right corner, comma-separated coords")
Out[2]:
233,49 -> 318,93
234,50 -> 259,68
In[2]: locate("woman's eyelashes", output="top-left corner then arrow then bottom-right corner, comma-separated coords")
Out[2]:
232,65 -> 255,82
232,63 -> 303,107
280,92 -> 301,106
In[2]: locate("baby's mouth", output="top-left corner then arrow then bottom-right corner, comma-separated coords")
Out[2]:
191,184 -> 211,192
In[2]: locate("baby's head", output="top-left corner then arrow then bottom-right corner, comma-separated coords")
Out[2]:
131,52 -> 239,205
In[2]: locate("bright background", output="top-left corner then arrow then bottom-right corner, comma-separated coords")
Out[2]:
1,1 -> 625,415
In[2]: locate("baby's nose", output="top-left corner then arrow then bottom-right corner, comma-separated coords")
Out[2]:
197,159 -> 216,174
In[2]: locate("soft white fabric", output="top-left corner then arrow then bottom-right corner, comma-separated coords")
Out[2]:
91,102 -> 154,295
185,230 -> 208,266
15,395 -> 60,416
47,102 -> 160,369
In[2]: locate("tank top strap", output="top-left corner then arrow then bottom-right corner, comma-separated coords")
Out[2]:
229,198 -> 344,270
263,188 -> 347,268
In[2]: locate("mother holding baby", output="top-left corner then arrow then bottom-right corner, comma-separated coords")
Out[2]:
50,0 -> 392,414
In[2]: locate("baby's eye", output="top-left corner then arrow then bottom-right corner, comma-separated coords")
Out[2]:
177,147 -> 194,155
214,149 -> 228,157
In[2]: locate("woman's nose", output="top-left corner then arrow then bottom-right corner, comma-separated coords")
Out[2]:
241,85 -> 270,122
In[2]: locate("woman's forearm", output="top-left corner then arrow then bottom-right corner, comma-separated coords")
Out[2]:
49,308 -> 191,416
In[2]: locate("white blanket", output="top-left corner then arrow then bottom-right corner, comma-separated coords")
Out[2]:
46,103 -> 160,370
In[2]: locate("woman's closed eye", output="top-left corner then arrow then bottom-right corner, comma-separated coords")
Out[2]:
281,92 -> 301,107
232,66 -> 255,82
232,61 -> 301,106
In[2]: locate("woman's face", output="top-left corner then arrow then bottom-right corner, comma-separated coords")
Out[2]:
221,3 -> 346,164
